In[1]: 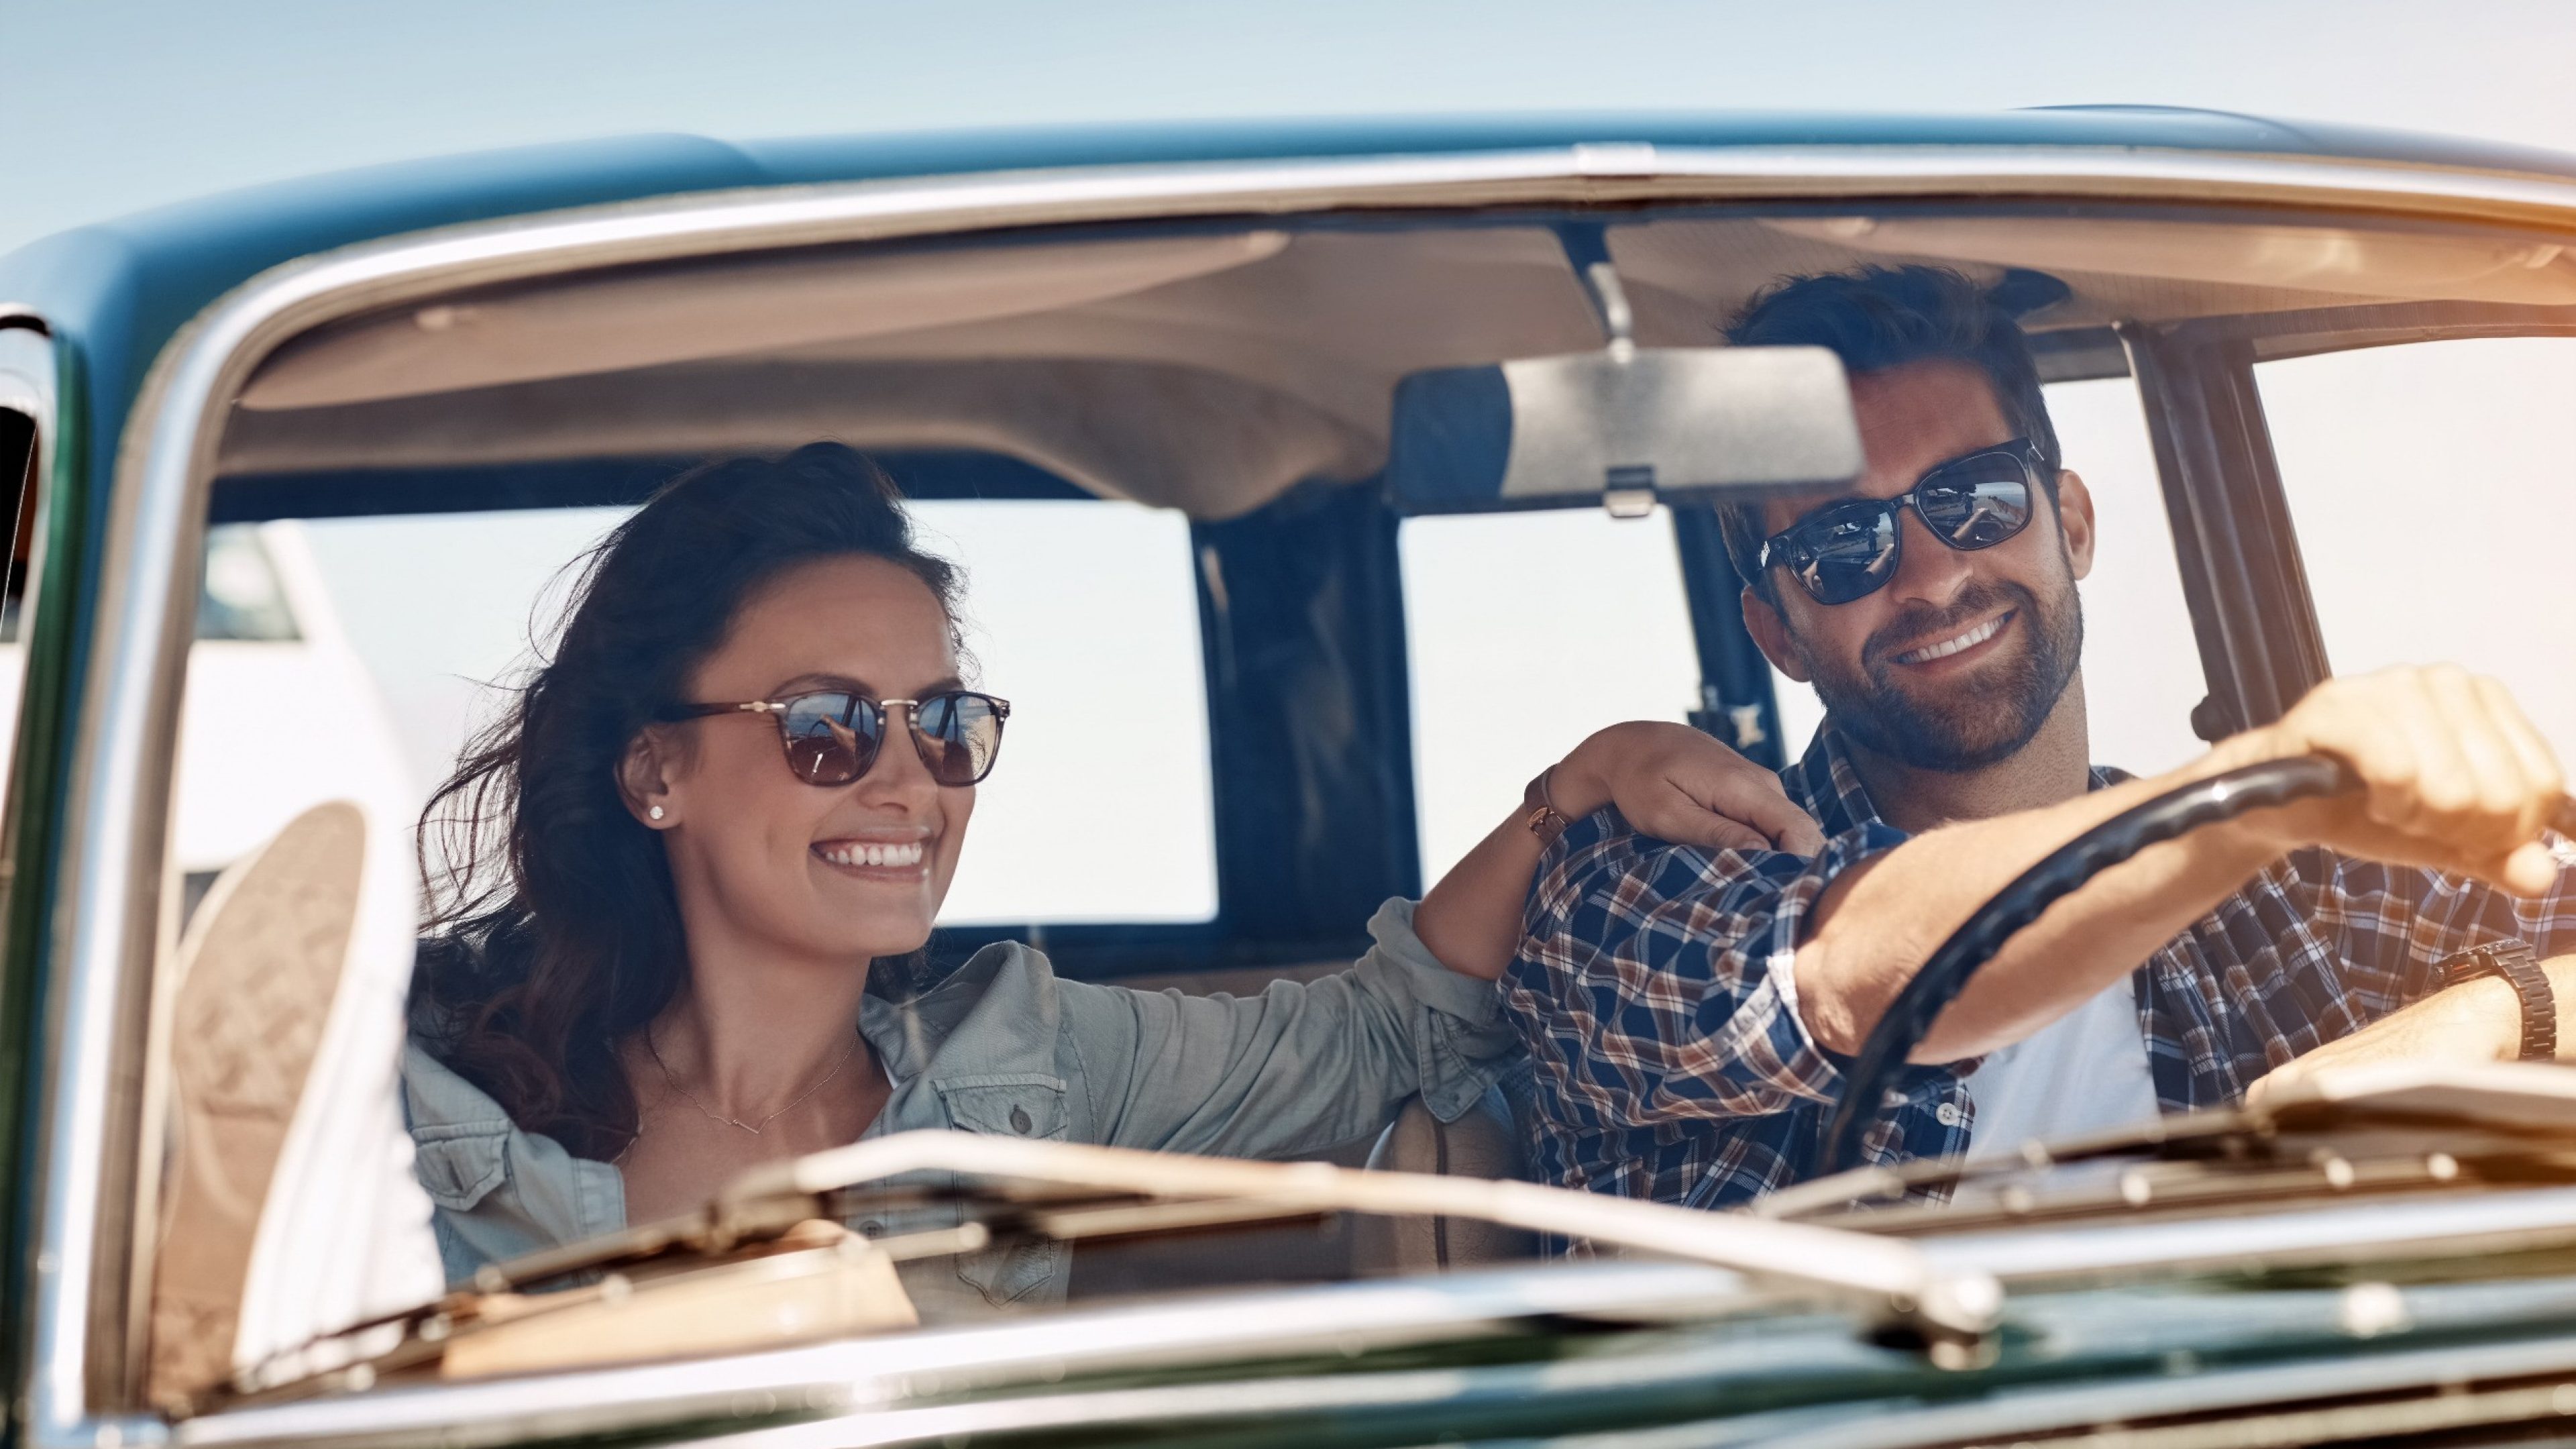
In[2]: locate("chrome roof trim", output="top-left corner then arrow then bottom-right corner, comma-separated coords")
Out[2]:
29,139 -> 2576,1444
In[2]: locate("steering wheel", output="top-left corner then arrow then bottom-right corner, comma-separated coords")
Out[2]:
1814,755 -> 2351,1177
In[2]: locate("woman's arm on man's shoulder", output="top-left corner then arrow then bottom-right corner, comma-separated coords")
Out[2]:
1413,722 -> 1824,982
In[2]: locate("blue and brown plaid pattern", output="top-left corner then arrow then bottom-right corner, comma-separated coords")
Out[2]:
1501,727 -> 2576,1210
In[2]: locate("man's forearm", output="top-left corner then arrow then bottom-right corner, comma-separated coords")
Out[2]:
2245,954 -> 2576,1109
1796,735 -> 2287,1062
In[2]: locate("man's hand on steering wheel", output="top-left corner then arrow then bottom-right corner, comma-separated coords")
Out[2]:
2227,665 -> 2568,896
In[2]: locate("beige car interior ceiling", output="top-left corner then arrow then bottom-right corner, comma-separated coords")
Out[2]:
222,213 -> 2576,521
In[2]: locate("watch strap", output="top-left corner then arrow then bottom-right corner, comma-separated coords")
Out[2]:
1523,767 -> 1569,848
2440,941 -> 2555,1062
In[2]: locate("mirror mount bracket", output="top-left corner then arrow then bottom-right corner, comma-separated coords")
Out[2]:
1558,221 -> 1639,365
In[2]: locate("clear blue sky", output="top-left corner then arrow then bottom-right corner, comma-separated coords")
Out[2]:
11,0 -> 2576,255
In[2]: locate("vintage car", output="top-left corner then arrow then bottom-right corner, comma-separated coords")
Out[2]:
5,108 -> 2576,1449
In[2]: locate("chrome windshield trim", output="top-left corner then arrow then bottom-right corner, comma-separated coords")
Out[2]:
31,138 -> 2576,1443
174,1262 -> 1751,1449
631,1335 -> 2576,1449
1923,1181 -> 2576,1284
0,323 -> 56,420
190,1295 -> 2576,1449
1714,1330 -> 2576,1449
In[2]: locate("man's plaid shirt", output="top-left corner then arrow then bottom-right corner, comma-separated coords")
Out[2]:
1501,725 -> 2576,1210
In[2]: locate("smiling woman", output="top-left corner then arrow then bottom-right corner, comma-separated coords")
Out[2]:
396,442 -> 1529,1320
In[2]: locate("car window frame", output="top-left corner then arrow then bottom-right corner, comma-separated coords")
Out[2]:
2121,290 -> 2576,746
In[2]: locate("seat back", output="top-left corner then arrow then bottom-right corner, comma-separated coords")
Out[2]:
1351,1082 -> 1536,1273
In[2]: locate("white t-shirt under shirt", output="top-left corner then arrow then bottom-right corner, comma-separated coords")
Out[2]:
1772,951 -> 2163,1156
1958,973 -> 2161,1155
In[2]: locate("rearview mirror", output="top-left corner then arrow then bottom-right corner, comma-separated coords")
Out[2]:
1386,343 -> 1864,517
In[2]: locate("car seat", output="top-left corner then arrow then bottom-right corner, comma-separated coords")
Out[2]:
1350,1072 -> 1538,1273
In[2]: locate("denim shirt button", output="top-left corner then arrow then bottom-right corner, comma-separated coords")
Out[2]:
1009,1106 -> 1033,1135
858,1220 -> 884,1238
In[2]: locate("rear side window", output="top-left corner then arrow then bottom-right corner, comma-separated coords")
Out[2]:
2260,337 -> 2576,763
1399,508 -> 1699,881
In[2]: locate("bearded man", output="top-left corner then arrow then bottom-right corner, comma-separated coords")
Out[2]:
1414,265 -> 2576,1206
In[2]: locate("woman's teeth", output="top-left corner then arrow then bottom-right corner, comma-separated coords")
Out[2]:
1896,614 -> 2006,664
821,842 -> 924,869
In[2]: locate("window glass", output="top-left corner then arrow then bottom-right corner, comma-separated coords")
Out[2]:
906,499 -> 1216,924
262,497 -> 1218,928
1401,507 -> 1699,883
2040,375 -> 2206,776
2259,337 -> 2576,764
1765,376 -> 2205,777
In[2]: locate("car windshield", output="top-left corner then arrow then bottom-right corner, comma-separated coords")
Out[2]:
146,199 -> 2576,1404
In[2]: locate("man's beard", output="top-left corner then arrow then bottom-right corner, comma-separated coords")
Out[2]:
1794,575 -> 2084,774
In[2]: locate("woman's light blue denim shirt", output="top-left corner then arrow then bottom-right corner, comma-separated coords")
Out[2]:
400,898 -> 1513,1322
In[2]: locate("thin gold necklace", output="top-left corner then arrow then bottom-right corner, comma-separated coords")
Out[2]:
644,1022 -> 861,1136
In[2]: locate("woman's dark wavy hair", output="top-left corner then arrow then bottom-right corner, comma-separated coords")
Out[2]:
411,443 -> 964,1162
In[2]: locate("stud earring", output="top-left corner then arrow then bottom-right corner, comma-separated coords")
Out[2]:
648,805 -> 665,822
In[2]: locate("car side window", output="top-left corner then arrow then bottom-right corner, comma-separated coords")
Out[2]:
907,498 -> 1216,924
1399,507 -> 1699,881
2259,337 -> 2576,763
2038,374 -> 2206,776
256,497 -> 1219,930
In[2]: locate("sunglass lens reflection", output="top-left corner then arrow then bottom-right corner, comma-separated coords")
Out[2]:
1797,510 -> 1900,605
1919,466 -> 2033,549
782,694 -> 881,785
914,693 -> 1005,786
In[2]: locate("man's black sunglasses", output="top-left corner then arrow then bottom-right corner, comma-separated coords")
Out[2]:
1755,439 -> 2049,606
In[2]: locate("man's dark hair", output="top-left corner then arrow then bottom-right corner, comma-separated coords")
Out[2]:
1715,265 -> 2061,600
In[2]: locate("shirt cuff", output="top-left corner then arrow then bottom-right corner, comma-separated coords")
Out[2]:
1735,822 -> 1909,1104
1364,896 -> 1503,1027
1363,896 -> 1517,1122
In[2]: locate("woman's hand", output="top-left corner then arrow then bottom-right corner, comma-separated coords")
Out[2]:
1552,721 -> 1825,856
1414,722 -> 1821,981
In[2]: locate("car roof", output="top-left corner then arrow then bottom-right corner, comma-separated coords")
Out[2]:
10,107 -> 2576,431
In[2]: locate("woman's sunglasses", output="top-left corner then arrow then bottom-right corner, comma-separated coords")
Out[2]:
665,689 -> 1010,788
1756,439 -> 2046,606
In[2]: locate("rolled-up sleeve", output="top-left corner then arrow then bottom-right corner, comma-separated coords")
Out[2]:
1501,808 -> 1905,1132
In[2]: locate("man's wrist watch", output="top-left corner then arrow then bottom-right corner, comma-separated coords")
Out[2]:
2438,941 -> 2556,1062
1523,766 -> 1570,848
